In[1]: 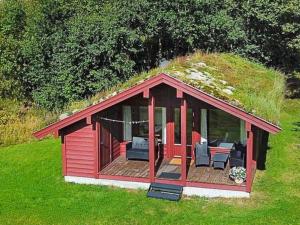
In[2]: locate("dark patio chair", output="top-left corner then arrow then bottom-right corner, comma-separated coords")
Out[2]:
195,142 -> 210,167
229,142 -> 246,168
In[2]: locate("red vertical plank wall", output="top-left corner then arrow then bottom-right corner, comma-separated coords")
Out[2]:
148,93 -> 155,182
181,97 -> 187,184
246,122 -> 254,192
64,123 -> 95,178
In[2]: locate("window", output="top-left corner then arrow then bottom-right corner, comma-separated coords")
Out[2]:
123,106 -> 132,141
174,108 -> 181,144
155,107 -> 167,144
208,109 -> 240,143
138,106 -> 148,137
174,108 -> 192,145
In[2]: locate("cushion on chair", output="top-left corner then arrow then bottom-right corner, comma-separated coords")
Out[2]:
195,142 -> 208,156
132,137 -> 149,150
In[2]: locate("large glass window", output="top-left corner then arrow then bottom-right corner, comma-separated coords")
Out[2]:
174,108 -> 181,144
138,106 -> 148,137
208,109 -> 240,143
174,108 -> 192,145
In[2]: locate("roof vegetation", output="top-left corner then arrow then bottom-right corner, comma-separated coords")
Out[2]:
67,52 -> 285,125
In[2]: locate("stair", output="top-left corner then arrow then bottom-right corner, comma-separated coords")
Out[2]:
147,183 -> 183,201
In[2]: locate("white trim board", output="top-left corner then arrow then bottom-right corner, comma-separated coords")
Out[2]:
64,176 -> 250,198
65,176 -> 150,190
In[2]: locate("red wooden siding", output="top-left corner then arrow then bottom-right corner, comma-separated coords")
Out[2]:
64,121 -> 95,178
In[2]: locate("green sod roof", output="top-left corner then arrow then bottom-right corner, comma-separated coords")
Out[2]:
68,52 -> 285,125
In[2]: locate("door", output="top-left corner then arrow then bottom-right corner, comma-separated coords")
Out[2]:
100,121 -> 111,169
171,107 -> 193,157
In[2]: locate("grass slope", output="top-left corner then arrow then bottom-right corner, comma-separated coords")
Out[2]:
68,52 -> 285,125
0,100 -> 299,225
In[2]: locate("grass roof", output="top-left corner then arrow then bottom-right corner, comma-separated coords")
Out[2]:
68,52 -> 285,125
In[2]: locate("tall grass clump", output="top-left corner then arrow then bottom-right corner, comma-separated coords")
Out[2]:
0,99 -> 57,146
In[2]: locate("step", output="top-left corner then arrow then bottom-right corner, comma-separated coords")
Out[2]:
147,183 -> 183,201
150,183 -> 183,193
147,190 -> 181,201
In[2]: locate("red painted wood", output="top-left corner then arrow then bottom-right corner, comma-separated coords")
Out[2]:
98,120 -> 101,172
143,88 -> 149,98
176,89 -> 183,98
120,141 -> 129,156
173,145 -> 182,157
54,130 -> 59,138
98,174 -> 150,183
94,121 -> 100,177
86,115 -> 92,125
100,122 -> 111,169
66,171 -> 95,178
64,123 -> 95,177
34,74 -> 280,140
181,97 -> 187,183
246,122 -> 253,193
186,181 -> 246,192
148,93 -> 155,182
62,135 -> 66,176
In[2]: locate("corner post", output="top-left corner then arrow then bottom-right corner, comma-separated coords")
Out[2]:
95,120 -> 100,177
181,97 -> 187,184
61,132 -> 66,176
148,93 -> 155,182
246,122 -> 253,192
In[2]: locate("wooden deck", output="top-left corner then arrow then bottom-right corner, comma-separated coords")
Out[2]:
100,156 -> 149,178
100,156 -> 245,186
187,161 -> 245,186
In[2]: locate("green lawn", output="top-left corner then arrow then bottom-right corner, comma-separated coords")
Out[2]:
0,100 -> 299,225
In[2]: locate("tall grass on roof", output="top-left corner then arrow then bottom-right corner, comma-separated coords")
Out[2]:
68,52 -> 285,125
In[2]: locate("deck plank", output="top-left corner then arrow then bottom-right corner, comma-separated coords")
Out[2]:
100,156 -> 245,186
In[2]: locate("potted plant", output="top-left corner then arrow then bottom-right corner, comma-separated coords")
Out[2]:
229,166 -> 246,184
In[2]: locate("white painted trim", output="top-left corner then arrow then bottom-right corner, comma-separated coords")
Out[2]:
64,176 -> 250,198
183,187 -> 250,198
65,176 -> 150,190
200,109 -> 207,144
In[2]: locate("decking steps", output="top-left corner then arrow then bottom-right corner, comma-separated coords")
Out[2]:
147,183 -> 183,201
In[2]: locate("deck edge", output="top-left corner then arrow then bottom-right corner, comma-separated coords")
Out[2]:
65,176 -> 250,198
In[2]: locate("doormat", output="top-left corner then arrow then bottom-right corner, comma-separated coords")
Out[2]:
169,158 -> 194,166
158,172 -> 181,180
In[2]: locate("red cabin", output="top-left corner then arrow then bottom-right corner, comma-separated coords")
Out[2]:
34,73 -> 280,198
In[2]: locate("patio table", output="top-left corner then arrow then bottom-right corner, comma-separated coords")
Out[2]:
213,153 -> 229,170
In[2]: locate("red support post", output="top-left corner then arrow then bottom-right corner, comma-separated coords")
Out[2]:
143,88 -> 149,98
176,89 -> 183,98
181,97 -> 187,184
61,134 -> 66,176
246,122 -> 253,192
86,115 -> 92,125
98,122 -> 102,172
148,93 -> 155,182
94,121 -> 100,177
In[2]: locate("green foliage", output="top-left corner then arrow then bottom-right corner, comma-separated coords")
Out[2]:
0,0 -> 299,109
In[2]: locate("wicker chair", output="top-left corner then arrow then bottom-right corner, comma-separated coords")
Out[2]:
195,142 -> 210,167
